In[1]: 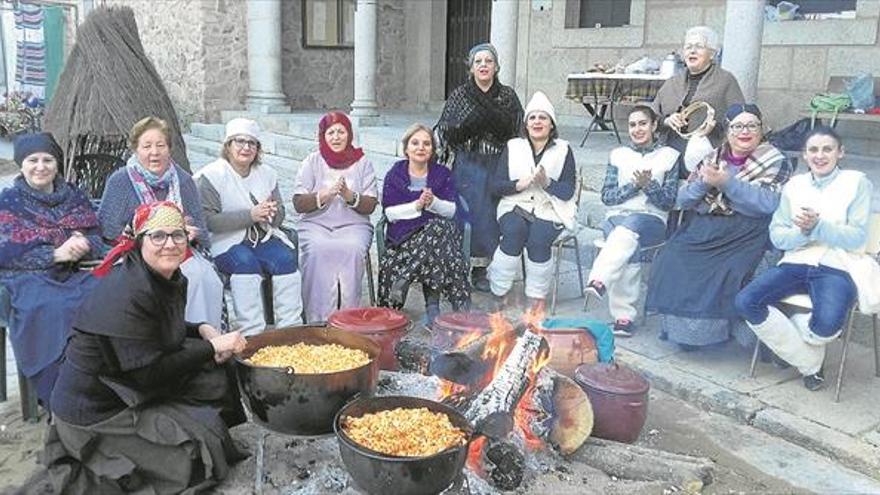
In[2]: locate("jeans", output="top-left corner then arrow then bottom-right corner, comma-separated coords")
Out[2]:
498,211 -> 563,262
735,263 -> 856,338
214,237 -> 298,276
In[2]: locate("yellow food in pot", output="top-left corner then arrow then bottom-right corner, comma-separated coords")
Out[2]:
246,343 -> 370,373
343,407 -> 468,457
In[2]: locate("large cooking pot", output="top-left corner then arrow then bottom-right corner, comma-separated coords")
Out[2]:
335,395 -> 473,495
574,362 -> 650,444
328,307 -> 412,371
235,325 -> 380,436
541,327 -> 598,378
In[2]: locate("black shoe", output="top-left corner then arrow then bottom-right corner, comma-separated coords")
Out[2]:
388,278 -> 410,306
612,318 -> 635,338
803,370 -> 826,391
584,280 -> 606,300
471,267 -> 491,293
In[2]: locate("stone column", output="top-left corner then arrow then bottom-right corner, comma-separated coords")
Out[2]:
350,0 -> 379,118
490,0 -> 519,87
246,0 -> 289,113
721,0 -> 766,102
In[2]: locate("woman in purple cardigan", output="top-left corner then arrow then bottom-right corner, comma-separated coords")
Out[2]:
378,124 -> 471,323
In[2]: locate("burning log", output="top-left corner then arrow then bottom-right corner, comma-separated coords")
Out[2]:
395,335 -> 433,374
526,368 -> 593,455
484,440 -> 525,490
428,322 -> 519,386
568,437 -> 715,492
464,329 -> 548,439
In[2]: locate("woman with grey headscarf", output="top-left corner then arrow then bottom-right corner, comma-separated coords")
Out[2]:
435,42 -> 523,291
653,26 -> 744,152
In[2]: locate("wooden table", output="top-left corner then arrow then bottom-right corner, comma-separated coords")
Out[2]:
565,73 -> 669,146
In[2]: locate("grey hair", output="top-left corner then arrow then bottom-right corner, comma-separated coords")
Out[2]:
685,26 -> 720,52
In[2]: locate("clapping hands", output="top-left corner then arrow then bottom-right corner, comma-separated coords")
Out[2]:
699,162 -> 729,188
415,188 -> 434,210
793,207 -> 820,234
251,199 -> 278,223
633,169 -> 652,189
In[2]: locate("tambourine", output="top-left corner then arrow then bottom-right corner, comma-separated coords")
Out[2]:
674,101 -> 716,139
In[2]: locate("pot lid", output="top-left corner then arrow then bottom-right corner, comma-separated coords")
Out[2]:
432,311 -> 495,333
328,307 -> 409,332
574,362 -> 649,395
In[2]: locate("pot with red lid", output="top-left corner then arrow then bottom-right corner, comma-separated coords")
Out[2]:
574,361 -> 650,443
329,307 -> 412,370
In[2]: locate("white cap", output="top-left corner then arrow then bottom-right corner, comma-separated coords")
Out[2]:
524,91 -> 556,125
224,118 -> 261,143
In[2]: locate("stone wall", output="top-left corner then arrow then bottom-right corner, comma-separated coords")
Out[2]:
518,0 -> 880,144
103,0 -> 247,127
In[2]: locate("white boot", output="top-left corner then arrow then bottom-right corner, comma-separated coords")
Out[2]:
229,274 -> 266,336
488,248 -> 520,297
588,226 -> 640,286
524,256 -> 555,300
748,306 -> 825,376
272,272 -> 303,328
608,263 -> 641,321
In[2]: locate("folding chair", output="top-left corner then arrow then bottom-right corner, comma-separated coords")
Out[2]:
749,212 -> 880,402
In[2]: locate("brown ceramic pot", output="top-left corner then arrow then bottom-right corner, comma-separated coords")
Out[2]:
574,362 -> 650,444
429,311 -> 495,350
540,327 -> 598,378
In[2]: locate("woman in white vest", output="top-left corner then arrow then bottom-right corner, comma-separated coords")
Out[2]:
735,127 -> 876,391
195,119 -> 302,335
488,91 -> 577,310
585,106 -> 680,337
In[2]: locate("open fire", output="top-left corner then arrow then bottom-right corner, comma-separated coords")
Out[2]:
433,307 -> 591,490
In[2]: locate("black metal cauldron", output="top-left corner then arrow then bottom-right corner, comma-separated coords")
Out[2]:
334,395 -> 474,495
235,325 -> 380,436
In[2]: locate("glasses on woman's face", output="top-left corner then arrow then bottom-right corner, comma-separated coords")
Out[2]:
231,137 -> 259,149
728,122 -> 762,134
146,229 -> 188,246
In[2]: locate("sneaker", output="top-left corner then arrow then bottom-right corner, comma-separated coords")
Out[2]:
612,318 -> 635,338
803,370 -> 826,391
584,280 -> 606,300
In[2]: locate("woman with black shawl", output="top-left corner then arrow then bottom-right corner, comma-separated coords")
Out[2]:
44,201 -> 248,493
435,42 -> 523,291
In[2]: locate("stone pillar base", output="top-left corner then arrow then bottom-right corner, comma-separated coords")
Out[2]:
247,92 -> 290,114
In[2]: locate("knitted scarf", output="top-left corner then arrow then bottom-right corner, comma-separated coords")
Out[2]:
125,155 -> 182,206
435,77 -> 523,162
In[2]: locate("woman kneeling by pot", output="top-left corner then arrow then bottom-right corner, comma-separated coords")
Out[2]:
45,201 -> 248,493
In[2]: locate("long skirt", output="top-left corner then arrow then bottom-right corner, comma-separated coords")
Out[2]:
378,218 -> 471,309
5,271 -> 98,405
453,151 -> 501,261
181,251 -> 225,330
298,221 -> 373,323
646,212 -> 771,347
43,401 -> 248,494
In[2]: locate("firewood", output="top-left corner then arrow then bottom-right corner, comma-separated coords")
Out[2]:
521,367 -> 593,455
428,321 -> 519,387
567,437 -> 714,492
464,330 -> 548,438
394,336 -> 433,374
484,439 -> 525,490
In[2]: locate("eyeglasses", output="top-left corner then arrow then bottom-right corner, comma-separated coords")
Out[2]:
728,122 -> 762,134
231,137 -> 259,149
683,42 -> 709,52
145,229 -> 188,246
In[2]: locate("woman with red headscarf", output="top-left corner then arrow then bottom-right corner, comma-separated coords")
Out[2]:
293,111 -> 378,322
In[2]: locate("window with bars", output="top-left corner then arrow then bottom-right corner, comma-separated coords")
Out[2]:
303,0 -> 355,48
